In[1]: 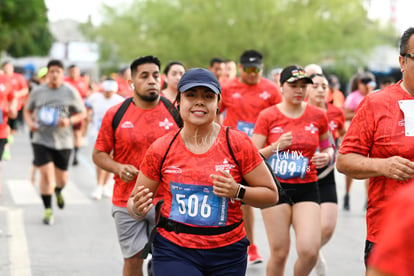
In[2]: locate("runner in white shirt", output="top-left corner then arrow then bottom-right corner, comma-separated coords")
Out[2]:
87,79 -> 124,199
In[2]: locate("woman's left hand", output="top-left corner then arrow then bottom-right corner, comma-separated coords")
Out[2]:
210,170 -> 240,198
311,152 -> 330,169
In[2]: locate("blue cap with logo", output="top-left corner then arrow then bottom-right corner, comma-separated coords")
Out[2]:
177,68 -> 221,94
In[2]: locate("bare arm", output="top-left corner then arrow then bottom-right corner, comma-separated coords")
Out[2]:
343,108 -> 355,121
23,106 -> 37,132
92,148 -> 139,182
210,161 -> 278,208
15,87 -> 29,99
336,152 -> 414,180
127,173 -> 160,220
8,97 -> 18,119
366,267 -> 393,276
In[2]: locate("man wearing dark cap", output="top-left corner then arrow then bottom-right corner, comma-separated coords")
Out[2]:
220,49 -> 282,264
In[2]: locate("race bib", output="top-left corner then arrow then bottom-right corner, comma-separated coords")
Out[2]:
38,106 -> 59,126
399,100 -> 414,136
236,121 -> 255,137
268,151 -> 309,180
169,182 -> 228,227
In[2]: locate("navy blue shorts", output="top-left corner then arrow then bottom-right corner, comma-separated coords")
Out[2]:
152,234 -> 249,276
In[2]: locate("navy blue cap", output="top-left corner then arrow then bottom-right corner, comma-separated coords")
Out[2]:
177,68 -> 221,94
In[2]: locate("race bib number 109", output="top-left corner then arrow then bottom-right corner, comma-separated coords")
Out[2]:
169,182 -> 228,227
268,151 -> 309,180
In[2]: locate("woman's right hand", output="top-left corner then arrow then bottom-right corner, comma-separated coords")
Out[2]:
131,186 -> 153,218
272,131 -> 293,152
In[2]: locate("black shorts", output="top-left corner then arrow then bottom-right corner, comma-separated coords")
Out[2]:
7,118 -> 18,130
278,182 -> 320,205
0,138 -> 7,161
364,240 -> 375,267
32,143 -> 72,170
317,167 -> 338,203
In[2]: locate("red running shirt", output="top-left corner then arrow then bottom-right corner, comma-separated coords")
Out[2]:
326,103 -> 345,140
254,104 -> 328,184
140,127 -> 262,249
0,75 -> 15,138
94,100 -> 180,207
6,72 -> 27,110
368,180 -> 414,276
339,83 -> 414,243
221,77 -> 282,136
64,76 -> 89,99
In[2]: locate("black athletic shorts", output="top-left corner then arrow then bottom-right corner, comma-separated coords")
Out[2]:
364,240 -> 375,267
7,118 -> 18,131
317,167 -> 338,203
0,138 -> 7,161
278,182 -> 320,205
32,143 -> 72,170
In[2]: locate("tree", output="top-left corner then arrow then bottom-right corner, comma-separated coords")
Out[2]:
0,0 -> 54,57
88,0 -> 397,79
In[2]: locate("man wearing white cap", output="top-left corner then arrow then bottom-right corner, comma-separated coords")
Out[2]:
87,78 -> 124,199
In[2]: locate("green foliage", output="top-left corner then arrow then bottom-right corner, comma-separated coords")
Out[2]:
0,0 -> 54,57
87,0 -> 398,79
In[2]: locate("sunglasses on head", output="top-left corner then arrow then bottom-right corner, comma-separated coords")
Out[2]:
243,67 -> 260,73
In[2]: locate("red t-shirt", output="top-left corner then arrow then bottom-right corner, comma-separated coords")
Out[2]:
254,104 -> 328,183
140,127 -> 262,249
64,76 -> 89,99
0,75 -> 15,138
94,100 -> 180,207
339,83 -> 414,243
368,179 -> 414,276
326,103 -> 345,140
221,77 -> 282,136
116,78 -> 133,98
6,72 -> 27,110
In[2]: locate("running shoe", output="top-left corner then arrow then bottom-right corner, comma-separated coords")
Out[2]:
72,158 -> 79,166
248,243 -> 263,264
102,186 -> 112,198
343,194 -> 350,211
315,252 -> 327,276
2,147 -> 11,161
55,189 -> 65,209
7,134 -> 14,144
43,208 -> 54,225
91,187 -> 103,200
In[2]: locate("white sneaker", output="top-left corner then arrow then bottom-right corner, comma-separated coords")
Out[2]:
315,252 -> 327,276
102,186 -> 112,198
91,187 -> 103,200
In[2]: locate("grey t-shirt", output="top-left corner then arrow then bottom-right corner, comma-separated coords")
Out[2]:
26,83 -> 85,150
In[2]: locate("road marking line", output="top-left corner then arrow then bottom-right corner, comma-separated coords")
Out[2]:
7,180 -> 41,205
7,180 -> 92,205
0,207 -> 32,276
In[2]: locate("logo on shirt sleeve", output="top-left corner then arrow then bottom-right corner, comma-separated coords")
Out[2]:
329,121 -> 338,132
159,118 -> 174,130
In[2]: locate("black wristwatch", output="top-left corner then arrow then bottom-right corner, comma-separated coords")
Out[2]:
236,184 -> 246,200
